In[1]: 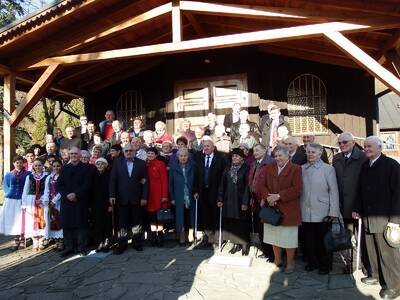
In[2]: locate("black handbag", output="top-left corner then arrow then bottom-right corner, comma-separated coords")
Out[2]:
323,217 -> 352,253
157,208 -> 175,224
258,206 -> 282,226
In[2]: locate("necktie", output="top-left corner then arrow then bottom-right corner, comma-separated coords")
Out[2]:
204,155 -> 210,188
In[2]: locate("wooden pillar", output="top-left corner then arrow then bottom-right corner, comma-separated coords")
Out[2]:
3,74 -> 16,173
172,0 -> 182,42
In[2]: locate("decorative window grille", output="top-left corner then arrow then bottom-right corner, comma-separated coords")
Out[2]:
116,90 -> 145,127
287,74 -> 328,135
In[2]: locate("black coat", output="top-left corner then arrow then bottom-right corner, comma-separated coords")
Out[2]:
290,147 -> 307,165
332,147 -> 367,219
194,150 -> 228,202
354,155 -> 400,233
218,164 -> 250,220
109,157 -> 149,206
60,137 -> 82,151
58,162 -> 92,229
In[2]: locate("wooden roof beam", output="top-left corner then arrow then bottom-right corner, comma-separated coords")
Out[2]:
172,0 -> 182,43
324,31 -> 400,95
385,49 -> 400,77
59,2 -> 172,56
184,12 -> 206,37
28,22 -> 369,69
377,30 -> 400,64
0,64 -> 82,98
10,64 -> 62,127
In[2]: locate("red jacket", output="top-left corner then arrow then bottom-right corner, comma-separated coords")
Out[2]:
146,159 -> 168,212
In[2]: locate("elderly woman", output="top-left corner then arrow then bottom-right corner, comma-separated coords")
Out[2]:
217,148 -> 251,256
301,143 -> 340,275
154,121 -> 173,147
169,147 -> 196,246
260,145 -> 302,273
146,147 -> 169,247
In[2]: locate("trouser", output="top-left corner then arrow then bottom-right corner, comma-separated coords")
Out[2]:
92,210 -> 112,245
343,218 -> 371,274
253,205 -> 274,259
365,232 -> 400,289
302,222 -> 332,271
118,203 -> 143,246
63,228 -> 87,252
199,188 -> 218,244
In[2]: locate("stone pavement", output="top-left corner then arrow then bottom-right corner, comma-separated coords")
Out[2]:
0,235 -> 392,300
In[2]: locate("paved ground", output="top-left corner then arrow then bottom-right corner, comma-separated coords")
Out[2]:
0,235 -> 391,300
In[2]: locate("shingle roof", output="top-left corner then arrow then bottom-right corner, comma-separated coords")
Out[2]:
379,92 -> 400,130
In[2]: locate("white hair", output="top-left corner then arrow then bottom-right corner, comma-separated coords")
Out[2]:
201,135 -> 213,143
112,120 -> 120,126
177,147 -> 189,157
338,132 -> 355,141
284,136 -> 299,145
155,121 -> 166,129
306,143 -> 323,156
365,136 -> 382,147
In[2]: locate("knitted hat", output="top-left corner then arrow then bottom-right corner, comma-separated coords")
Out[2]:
95,157 -> 108,166
231,148 -> 245,158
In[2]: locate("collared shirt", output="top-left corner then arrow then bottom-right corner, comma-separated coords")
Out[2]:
126,159 -> 134,176
277,159 -> 290,175
305,158 -> 323,170
369,154 -> 381,167
204,152 -> 214,167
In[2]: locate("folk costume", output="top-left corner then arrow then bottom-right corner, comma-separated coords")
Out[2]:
43,173 -> 63,244
21,172 -> 48,250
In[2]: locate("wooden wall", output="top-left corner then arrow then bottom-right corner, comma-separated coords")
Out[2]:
85,46 -> 376,148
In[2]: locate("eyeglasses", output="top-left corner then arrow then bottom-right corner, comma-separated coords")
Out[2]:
338,140 -> 349,145
124,150 -> 133,152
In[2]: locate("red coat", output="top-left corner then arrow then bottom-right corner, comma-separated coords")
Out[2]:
146,159 -> 168,212
260,162 -> 303,226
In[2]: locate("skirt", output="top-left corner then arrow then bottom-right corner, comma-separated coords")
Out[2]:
22,195 -> 45,238
0,198 -> 22,236
263,224 -> 298,249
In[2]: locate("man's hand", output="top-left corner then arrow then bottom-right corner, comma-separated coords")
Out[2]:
109,197 -> 116,206
217,201 -> 223,208
171,200 -> 175,206
140,199 -> 147,206
352,212 -> 360,219
107,206 -> 112,213
194,193 -> 199,201
241,204 -> 248,211
67,193 -> 77,202
140,178 -> 146,185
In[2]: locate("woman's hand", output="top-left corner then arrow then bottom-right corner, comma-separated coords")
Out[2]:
171,200 -> 175,206
267,194 -> 280,205
241,204 -> 248,211
161,197 -> 168,203
217,202 -> 223,208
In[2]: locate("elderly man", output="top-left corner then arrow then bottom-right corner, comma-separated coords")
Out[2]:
204,113 -> 217,136
142,130 -> 155,150
120,132 -> 131,148
333,132 -> 368,273
109,144 -> 149,254
75,115 -> 88,137
99,110 -> 116,140
60,126 -> 82,151
284,137 -> 306,165
213,124 -> 230,154
109,121 -> 123,146
83,121 -> 96,149
231,110 -> 261,145
131,137 -> 147,161
39,142 -> 59,161
180,119 -> 196,143
128,118 -> 145,139
353,136 -> 400,299
57,147 -> 92,257
261,105 -> 290,148
223,102 -> 241,134
189,127 -> 204,153
194,138 -> 228,248
233,123 -> 258,150
248,143 -> 275,260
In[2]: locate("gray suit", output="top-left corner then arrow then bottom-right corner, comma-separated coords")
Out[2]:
332,146 -> 367,219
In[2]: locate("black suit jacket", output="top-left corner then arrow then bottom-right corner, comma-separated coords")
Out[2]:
355,155 -> 400,233
194,150 -> 228,202
109,157 -> 149,206
290,147 -> 307,165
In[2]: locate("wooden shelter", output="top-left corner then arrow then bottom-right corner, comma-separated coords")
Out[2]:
1,0 -> 400,170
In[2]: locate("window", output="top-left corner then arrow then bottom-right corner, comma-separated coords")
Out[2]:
287,73 -> 328,135
116,90 -> 145,127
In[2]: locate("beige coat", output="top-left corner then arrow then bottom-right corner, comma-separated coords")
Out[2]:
300,160 -> 340,222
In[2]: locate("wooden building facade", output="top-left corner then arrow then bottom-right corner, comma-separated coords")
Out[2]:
0,0 -> 400,171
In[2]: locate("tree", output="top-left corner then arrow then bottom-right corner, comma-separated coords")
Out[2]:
61,99 -> 84,132
0,0 -> 25,27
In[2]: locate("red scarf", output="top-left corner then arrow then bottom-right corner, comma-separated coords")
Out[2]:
33,173 -> 45,230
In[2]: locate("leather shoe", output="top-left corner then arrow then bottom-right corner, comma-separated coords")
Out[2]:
242,245 -> 250,256
229,244 -> 241,254
60,249 -> 74,258
305,264 -> 318,272
379,288 -> 400,299
361,277 -> 379,285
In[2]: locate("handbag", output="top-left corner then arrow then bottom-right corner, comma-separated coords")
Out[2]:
258,206 -> 282,226
323,217 -> 352,253
157,208 -> 175,224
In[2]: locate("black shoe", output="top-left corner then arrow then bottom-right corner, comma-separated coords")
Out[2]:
242,245 -> 250,256
361,277 -> 379,285
229,244 -> 241,254
60,249 -> 74,258
318,268 -> 330,275
379,288 -> 400,299
156,233 -> 164,248
149,232 -> 156,247
133,245 -> 143,251
305,264 -> 318,272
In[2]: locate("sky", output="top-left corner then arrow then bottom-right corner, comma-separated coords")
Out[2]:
22,0 -> 52,15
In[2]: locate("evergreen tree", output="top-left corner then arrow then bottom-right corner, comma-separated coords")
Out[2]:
0,0 -> 25,27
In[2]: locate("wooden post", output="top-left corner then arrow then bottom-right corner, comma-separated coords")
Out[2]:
172,0 -> 182,42
3,74 -> 16,173
324,31 -> 400,95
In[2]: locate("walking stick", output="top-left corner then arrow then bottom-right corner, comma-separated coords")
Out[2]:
194,194 -> 199,245
111,203 -> 116,239
356,218 -> 362,274
218,206 -> 222,252
21,208 -> 26,248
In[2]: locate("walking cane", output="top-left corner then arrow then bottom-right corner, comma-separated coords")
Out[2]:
21,208 -> 26,248
111,203 -> 116,239
194,194 -> 199,245
356,218 -> 362,274
218,206 -> 222,252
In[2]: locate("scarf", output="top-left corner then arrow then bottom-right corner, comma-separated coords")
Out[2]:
33,172 -> 45,230
229,162 -> 243,184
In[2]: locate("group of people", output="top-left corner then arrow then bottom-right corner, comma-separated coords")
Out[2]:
0,105 -> 399,299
